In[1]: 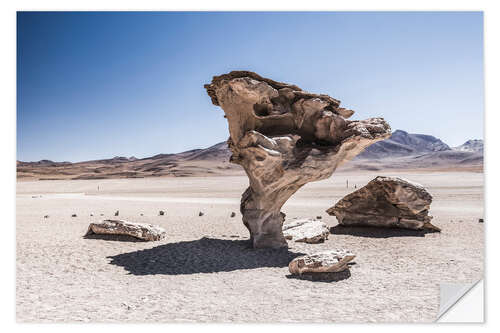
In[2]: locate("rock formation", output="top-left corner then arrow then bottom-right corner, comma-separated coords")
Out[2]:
84,220 -> 167,241
289,250 -> 355,279
282,218 -> 329,243
327,176 -> 440,231
204,71 -> 391,248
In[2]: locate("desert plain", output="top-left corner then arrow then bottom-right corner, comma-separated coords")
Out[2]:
16,169 -> 483,323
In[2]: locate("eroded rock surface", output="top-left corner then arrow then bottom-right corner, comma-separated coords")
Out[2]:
84,220 -> 166,241
204,71 -> 391,248
289,250 -> 356,279
327,176 -> 440,231
282,218 -> 329,243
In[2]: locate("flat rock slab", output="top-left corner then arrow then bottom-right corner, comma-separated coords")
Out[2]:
84,220 -> 166,241
327,176 -> 440,231
289,250 -> 355,281
282,218 -> 329,243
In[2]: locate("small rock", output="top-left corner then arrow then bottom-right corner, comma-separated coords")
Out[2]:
289,250 -> 356,279
479,218 -> 484,223
122,302 -> 134,310
90,213 -> 94,216
140,213 -> 144,216
316,216 -> 322,220
84,219 -> 167,241
44,215 -> 49,219
71,214 -> 77,217
114,210 -> 119,216
159,210 -> 165,216
199,212 -> 204,216
282,218 -> 329,243
230,212 -> 236,218
100,213 -> 104,216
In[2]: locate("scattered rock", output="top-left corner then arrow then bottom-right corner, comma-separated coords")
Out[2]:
122,302 -> 134,310
289,250 -> 356,280
479,218 -> 484,223
71,214 -> 77,217
114,210 -> 119,216
204,71 -> 391,248
159,210 -> 165,216
84,220 -> 166,241
327,176 -> 440,231
199,212 -> 204,216
230,212 -> 236,218
282,218 -> 329,243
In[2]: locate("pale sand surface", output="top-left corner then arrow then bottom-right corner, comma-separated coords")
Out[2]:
16,171 -> 484,323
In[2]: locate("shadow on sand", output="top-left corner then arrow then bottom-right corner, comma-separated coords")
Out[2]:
330,225 -> 438,238
107,237 -> 305,275
285,269 -> 352,283
83,233 -> 147,242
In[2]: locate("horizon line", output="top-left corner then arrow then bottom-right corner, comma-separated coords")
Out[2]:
16,129 -> 484,164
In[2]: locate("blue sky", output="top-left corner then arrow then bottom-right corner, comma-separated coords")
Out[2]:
17,12 -> 484,162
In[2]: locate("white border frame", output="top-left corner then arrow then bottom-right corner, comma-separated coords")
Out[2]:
3,1 -> 497,332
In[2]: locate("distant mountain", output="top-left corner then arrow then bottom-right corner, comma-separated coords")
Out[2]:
17,141 -> 240,180
16,130 -> 483,180
17,160 -> 72,167
357,130 -> 450,159
453,139 -> 483,153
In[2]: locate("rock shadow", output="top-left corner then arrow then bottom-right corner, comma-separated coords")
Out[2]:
330,225 -> 438,238
83,233 -> 147,242
107,237 -> 305,275
285,269 -> 351,282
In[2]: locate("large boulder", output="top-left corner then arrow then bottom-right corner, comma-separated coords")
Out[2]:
84,220 -> 167,241
282,218 -> 329,243
327,176 -> 440,231
289,250 -> 355,280
204,71 -> 391,248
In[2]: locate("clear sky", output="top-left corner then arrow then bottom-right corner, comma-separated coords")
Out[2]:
17,11 -> 484,162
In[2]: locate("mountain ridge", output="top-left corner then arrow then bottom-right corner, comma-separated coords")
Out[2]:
17,130 -> 483,180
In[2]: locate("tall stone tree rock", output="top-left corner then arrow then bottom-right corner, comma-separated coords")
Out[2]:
205,71 -> 391,248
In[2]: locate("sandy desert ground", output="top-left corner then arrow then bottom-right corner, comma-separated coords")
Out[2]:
16,170 -> 484,323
